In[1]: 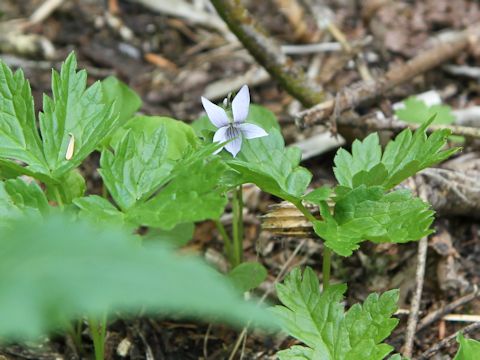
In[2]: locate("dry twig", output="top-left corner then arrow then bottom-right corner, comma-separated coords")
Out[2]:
402,186 -> 430,358
335,112 -> 480,140
298,25 -> 480,127
418,286 -> 480,329
210,0 -> 324,107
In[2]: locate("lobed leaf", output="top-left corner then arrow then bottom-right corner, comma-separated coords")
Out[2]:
0,178 -> 49,228
0,61 -> 48,175
39,53 -> 119,178
0,53 -> 122,204
126,143 -> 229,230
333,121 -> 459,190
313,185 -> 434,256
395,97 -> 455,125
228,129 -> 312,202
272,267 -> 399,360
73,195 -> 125,226
100,126 -> 173,211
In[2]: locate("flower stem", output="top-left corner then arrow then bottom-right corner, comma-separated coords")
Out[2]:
293,200 -> 331,289
322,247 -> 331,290
88,315 -> 107,360
53,186 -> 64,209
231,185 -> 244,267
215,219 -> 234,265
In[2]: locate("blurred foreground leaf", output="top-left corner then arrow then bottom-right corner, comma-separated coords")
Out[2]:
0,214 -> 274,340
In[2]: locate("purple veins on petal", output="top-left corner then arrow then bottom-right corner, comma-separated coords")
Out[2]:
225,126 -> 242,157
232,85 -> 250,124
201,96 -> 230,128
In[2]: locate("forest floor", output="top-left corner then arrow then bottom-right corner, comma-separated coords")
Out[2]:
0,0 -> 479,359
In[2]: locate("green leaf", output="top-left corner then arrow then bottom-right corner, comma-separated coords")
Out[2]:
0,53 -> 121,184
126,144 -> 228,230
381,120 -> 459,188
0,213 -> 274,340
395,98 -> 455,125
277,345 -> 314,360
3,178 -> 49,214
121,115 -> 199,161
145,222 -> 195,247
39,52 -> 119,179
101,76 -> 142,125
45,169 -> 86,204
272,267 -> 399,360
100,126 -> 173,211
333,122 -> 459,189
0,178 -> 49,228
453,333 -> 480,360
73,195 -> 125,226
228,129 -> 312,202
0,60 -> 49,175
303,186 -> 333,204
227,262 -> 268,293
313,185 -> 434,256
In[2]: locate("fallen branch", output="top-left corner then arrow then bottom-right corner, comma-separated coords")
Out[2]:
298,25 -> 480,127
209,0 -> 324,107
418,287 -> 480,331
336,112 -> 480,140
403,186 -> 430,358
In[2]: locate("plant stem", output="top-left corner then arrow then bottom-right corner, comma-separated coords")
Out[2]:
293,200 -> 331,289
322,247 -> 331,290
88,315 -> 107,360
231,185 -> 244,267
101,183 -> 108,199
215,219 -> 234,265
293,200 -> 317,223
53,186 -> 64,209
68,320 -> 84,355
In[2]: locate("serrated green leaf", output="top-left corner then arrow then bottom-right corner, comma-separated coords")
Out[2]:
46,169 -> 86,204
453,333 -> 480,360
278,345 -> 314,360
0,213 -> 274,340
227,262 -> 268,293
313,185 -> 434,256
100,126 -> 173,211
73,195 -> 125,226
333,122 -> 459,190
0,61 -> 49,175
39,52 -> 119,178
101,76 -> 142,125
272,267 -> 399,360
303,186 -> 333,204
0,178 -> 49,228
4,178 -> 49,214
121,115 -> 199,161
395,98 -> 455,125
126,144 -> 228,229
228,129 -> 312,202
145,222 -> 195,247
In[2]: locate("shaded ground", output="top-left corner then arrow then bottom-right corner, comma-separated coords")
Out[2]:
0,0 -> 479,359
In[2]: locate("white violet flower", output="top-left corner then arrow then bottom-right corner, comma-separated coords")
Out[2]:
201,85 -> 268,157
